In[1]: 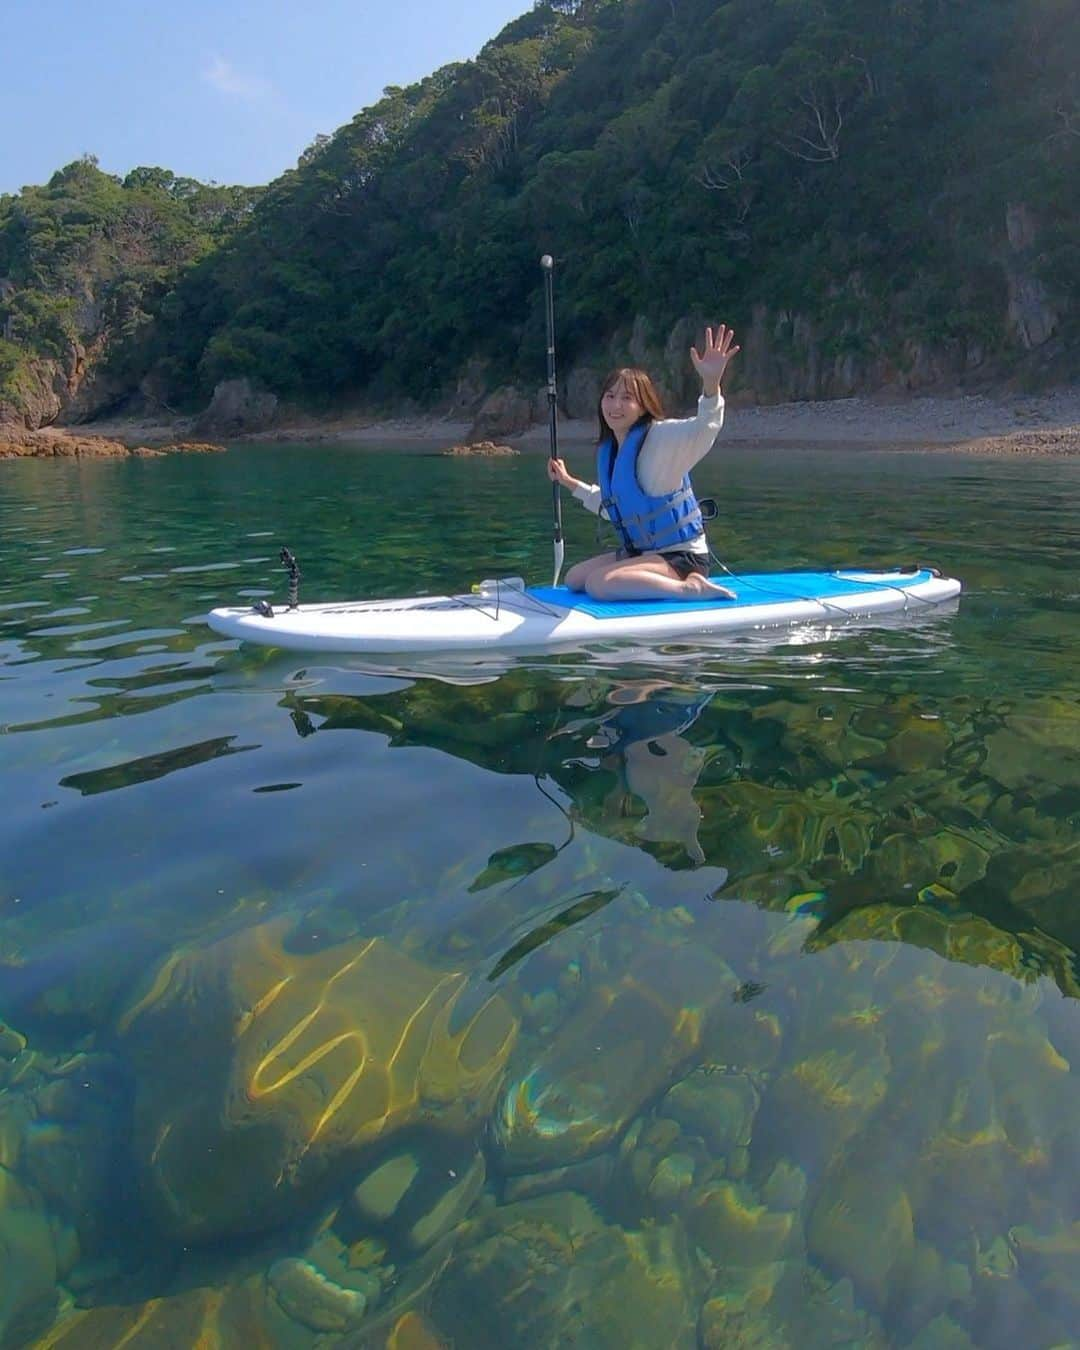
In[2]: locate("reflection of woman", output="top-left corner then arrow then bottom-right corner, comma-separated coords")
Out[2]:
584,680 -> 713,866
546,325 -> 739,602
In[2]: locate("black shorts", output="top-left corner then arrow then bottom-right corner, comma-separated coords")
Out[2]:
660,550 -> 710,579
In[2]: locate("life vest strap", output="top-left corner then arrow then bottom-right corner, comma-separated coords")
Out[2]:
619,484 -> 699,532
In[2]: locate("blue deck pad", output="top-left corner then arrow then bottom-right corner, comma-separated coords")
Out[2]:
527,569 -> 933,619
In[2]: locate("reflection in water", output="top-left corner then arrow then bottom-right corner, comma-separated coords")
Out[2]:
561,678 -> 714,866
468,841 -> 562,892
273,665 -> 1080,1001
1,450 -> 1079,1346
59,734 -> 255,794
488,885 -> 624,979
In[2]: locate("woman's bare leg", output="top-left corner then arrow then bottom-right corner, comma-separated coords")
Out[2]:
584,555 -> 735,602
564,552 -> 620,592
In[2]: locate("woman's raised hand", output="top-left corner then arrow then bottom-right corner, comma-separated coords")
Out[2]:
690,324 -> 740,393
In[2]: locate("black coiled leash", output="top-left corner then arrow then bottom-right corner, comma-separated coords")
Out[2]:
253,547 -> 301,618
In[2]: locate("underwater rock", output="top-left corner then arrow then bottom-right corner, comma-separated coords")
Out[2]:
896,1239 -> 974,1341
43,1227 -> 391,1347
429,1191 -> 702,1349
697,1262 -> 886,1350
36,1278 -> 320,1349
385,1310 -> 450,1349
116,917 -> 517,1241
352,1153 -> 421,1223
0,1040 -> 125,1343
968,1229 -> 1075,1350
661,1066 -> 760,1171
492,940 -> 736,1172
697,1264 -> 790,1349
0,1023 -> 26,1059
349,1144 -> 488,1253
615,1115 -> 707,1219
761,1159 -> 809,1212
806,1167 -> 915,1311
502,1154 -> 615,1205
647,1150 -> 697,1207
983,695 -> 1080,792
268,1257 -> 368,1332
781,1269 -> 889,1349
753,1014 -> 890,1177
902,1012 -> 1078,1251
0,1179 -> 60,1349
903,1315 -> 978,1350
404,1152 -> 487,1253
699,1002 -> 785,1079
687,1179 -> 797,1268
1010,1221 -> 1080,1325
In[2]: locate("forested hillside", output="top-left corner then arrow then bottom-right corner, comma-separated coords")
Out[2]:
2,0 -> 1077,428
0,160 -> 260,425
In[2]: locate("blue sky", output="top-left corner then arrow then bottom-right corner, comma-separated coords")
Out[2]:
2,0 -> 535,195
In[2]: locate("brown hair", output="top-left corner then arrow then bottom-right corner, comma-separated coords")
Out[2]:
596,367 -> 665,442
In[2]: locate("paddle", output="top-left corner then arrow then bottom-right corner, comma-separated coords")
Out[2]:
540,254 -> 564,587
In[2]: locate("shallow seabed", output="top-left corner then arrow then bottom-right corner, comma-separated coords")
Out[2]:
1,444 -> 1078,1348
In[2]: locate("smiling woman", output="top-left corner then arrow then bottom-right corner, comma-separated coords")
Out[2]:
547,326 -> 742,602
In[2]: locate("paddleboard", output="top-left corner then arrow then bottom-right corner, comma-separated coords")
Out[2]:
206,566 -> 961,654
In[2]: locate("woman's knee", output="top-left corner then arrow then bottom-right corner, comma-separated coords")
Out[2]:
583,569 -> 616,599
566,553 -> 616,591
564,561 -> 590,591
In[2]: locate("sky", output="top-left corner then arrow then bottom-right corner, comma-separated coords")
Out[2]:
2,0 -> 535,195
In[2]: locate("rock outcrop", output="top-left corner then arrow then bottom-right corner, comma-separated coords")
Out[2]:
467,386 -> 533,440
0,430 -> 224,458
1004,202 -> 1059,352
194,377 -> 279,436
441,440 -> 518,456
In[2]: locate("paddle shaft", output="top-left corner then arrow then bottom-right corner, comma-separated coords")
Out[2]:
541,257 -> 564,586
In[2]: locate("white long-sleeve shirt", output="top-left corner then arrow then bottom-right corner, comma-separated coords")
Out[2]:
571,392 -> 725,555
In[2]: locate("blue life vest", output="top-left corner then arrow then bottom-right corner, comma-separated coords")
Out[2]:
597,419 -> 705,555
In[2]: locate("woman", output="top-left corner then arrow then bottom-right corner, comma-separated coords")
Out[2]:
547,324 -> 739,601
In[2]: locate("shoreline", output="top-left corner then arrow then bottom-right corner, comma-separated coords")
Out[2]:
25,385 -> 1080,457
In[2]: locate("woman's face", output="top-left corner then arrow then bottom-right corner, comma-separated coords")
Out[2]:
601,377 -> 644,434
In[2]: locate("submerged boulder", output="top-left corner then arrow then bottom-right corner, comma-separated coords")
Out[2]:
0,1032 -> 125,1346
116,917 -> 517,1242
493,939 -> 737,1172
429,1192 -> 703,1349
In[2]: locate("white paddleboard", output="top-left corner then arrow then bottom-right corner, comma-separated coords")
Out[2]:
206,567 -> 961,654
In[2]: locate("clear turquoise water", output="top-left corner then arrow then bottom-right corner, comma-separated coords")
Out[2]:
1,444 -> 1078,1347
